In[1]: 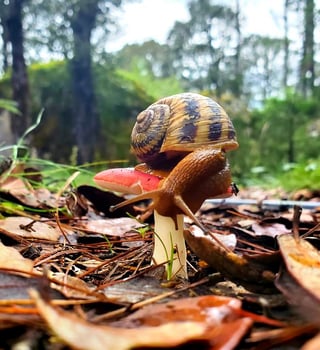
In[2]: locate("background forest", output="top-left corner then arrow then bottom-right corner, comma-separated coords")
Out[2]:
0,0 -> 319,190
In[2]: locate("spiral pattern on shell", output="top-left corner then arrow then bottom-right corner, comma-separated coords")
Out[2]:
131,92 -> 238,166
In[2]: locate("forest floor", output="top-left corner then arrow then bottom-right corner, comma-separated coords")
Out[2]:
0,161 -> 319,350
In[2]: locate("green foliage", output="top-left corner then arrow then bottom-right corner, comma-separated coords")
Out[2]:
0,99 -> 20,114
94,62 -> 154,162
27,61 -> 74,162
0,59 -> 177,164
277,160 -> 320,191
27,158 -> 96,192
240,160 -> 320,191
114,41 -> 177,79
116,58 -> 182,100
230,92 -> 320,190
133,223 -> 152,239
165,90 -> 320,192
94,57 -> 182,162
250,92 -> 319,169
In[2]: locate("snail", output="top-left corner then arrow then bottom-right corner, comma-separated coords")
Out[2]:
97,92 -> 238,279
111,92 -> 239,224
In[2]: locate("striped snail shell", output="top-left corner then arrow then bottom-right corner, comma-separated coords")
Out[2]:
131,92 -> 238,168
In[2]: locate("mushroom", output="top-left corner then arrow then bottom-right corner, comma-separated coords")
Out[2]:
94,93 -> 238,279
94,167 -> 185,278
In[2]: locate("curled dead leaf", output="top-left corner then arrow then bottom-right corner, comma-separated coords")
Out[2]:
30,289 -> 206,350
185,226 -> 277,293
276,234 -> 320,323
110,294 -> 254,349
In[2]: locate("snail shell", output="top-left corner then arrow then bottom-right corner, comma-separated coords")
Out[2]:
131,92 -> 238,168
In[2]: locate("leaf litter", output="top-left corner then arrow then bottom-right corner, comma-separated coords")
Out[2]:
0,162 -> 320,348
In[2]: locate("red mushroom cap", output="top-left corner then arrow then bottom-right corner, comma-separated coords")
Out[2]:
94,168 -> 162,195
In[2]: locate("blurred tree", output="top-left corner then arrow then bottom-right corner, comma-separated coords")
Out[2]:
0,3 -> 10,73
283,0 -> 290,89
0,0 -> 30,141
69,0 -> 101,164
26,0 -> 123,164
233,0 -> 242,97
114,40 -> 176,78
114,41 -> 183,98
116,62 -> 182,99
242,35 -> 284,102
299,0 -> 315,97
167,0 -> 240,95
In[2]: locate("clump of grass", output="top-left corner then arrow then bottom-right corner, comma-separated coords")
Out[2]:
0,110 -> 99,215
277,160 -> 320,191
238,161 -> 320,192
0,110 -> 129,193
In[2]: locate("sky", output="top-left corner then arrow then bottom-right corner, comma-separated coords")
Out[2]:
107,0 -> 286,52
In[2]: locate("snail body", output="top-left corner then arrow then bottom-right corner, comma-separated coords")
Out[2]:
111,147 -> 231,229
153,147 -> 231,217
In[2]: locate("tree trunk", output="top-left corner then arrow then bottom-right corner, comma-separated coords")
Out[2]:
6,0 -> 30,141
283,0 -> 289,89
70,0 -> 100,164
0,6 -> 10,73
234,0 -> 242,97
299,0 -> 315,97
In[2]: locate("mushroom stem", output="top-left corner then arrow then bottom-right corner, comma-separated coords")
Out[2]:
153,211 -> 187,279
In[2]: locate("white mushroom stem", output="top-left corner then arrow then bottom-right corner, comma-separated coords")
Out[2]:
93,168 -> 188,279
153,211 -> 187,279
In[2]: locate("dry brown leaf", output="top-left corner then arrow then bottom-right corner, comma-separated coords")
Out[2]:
113,294 -> 243,327
0,217 -> 61,240
82,217 -> 143,237
112,295 -> 253,349
50,272 -> 96,299
185,226 -> 276,293
103,276 -> 168,304
281,209 -> 315,224
0,241 -> 34,273
251,222 -> 291,237
277,234 -> 320,297
0,176 -> 58,208
188,225 -> 237,250
276,234 -> 320,322
30,289 -> 206,350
